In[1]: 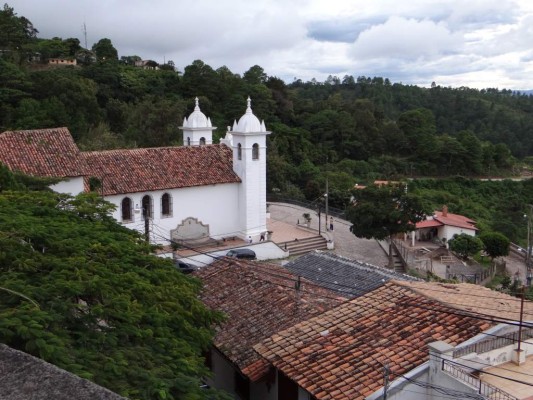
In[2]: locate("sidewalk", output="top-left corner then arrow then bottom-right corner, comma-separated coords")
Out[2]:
268,202 -> 388,267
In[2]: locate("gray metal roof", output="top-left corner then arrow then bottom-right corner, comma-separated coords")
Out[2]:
0,344 -> 127,400
283,251 -> 420,298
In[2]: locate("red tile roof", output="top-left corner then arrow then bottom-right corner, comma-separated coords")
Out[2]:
0,128 -> 84,177
255,282 -> 491,400
416,210 -> 478,231
194,258 -> 344,381
0,128 -> 241,195
416,219 -> 443,228
397,281 -> 533,321
82,145 -> 240,195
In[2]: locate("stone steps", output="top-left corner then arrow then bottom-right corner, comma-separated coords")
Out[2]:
278,236 -> 328,257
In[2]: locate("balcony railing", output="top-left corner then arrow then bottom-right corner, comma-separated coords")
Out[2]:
442,360 -> 518,400
453,327 -> 533,358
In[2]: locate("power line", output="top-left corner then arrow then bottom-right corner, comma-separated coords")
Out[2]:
151,225 -> 533,329
192,253 -> 533,391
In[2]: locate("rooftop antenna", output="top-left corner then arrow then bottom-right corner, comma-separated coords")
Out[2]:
82,21 -> 88,49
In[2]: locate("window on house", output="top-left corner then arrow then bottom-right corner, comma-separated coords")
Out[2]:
121,197 -> 133,222
142,195 -> 153,220
238,143 -> 242,160
200,137 -> 206,145
252,143 -> 259,160
234,371 -> 250,400
161,193 -> 172,217
187,137 -> 190,146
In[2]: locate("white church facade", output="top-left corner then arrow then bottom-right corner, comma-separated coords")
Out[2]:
0,97 -> 270,246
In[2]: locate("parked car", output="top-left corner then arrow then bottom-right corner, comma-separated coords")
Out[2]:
226,248 -> 256,260
175,260 -> 197,274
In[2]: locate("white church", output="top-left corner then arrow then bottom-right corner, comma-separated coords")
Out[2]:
0,97 -> 270,246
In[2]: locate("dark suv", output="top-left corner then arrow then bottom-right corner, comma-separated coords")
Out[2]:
226,249 -> 256,260
175,261 -> 197,274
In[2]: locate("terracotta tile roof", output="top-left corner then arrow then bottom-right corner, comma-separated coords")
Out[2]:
416,219 -> 443,228
416,210 -> 478,231
82,144 -> 240,195
283,251 -> 419,298
194,258 -> 344,381
396,281 -> 533,322
0,128 -> 84,177
0,128 -> 241,195
255,282 -> 491,400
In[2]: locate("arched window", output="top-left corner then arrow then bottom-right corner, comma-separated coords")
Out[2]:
252,143 -> 259,160
237,143 -> 242,160
161,193 -> 172,217
187,137 -> 191,146
200,137 -> 206,145
142,195 -> 153,220
121,197 -> 133,222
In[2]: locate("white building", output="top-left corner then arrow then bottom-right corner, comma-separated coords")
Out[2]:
0,97 -> 270,246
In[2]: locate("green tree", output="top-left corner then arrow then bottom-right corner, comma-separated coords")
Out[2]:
0,4 -> 38,52
0,181 -> 228,399
346,184 -> 428,267
243,65 -> 267,85
92,38 -> 118,61
479,231 -> 510,259
449,233 -> 484,260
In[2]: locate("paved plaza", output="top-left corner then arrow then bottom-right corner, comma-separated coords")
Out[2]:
268,202 -> 528,283
268,202 -> 388,267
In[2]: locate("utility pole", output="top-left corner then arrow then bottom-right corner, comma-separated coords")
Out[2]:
317,204 -> 321,235
325,178 -> 329,231
517,286 -> 525,354
526,204 -> 533,285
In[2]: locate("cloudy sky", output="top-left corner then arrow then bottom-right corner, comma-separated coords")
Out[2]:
12,0 -> 533,89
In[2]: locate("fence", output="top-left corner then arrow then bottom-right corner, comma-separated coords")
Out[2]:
266,195 -> 347,219
453,327 -> 533,358
442,360 -> 518,400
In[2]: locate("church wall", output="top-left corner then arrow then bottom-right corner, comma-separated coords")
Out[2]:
105,182 -> 241,244
232,134 -> 268,239
50,176 -> 85,195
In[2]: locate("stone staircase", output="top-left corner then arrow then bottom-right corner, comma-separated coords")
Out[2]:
278,236 -> 328,257
392,252 -> 405,273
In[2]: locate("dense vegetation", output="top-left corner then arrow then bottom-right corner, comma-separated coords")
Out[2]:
0,166 -> 228,399
2,4 -> 533,239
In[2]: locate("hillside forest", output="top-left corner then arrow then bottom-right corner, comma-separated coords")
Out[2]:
2,3 -> 533,245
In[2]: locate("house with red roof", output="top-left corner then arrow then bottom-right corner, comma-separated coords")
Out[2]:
0,97 -> 270,246
255,281 -> 533,400
194,258 -> 343,400
412,205 -> 478,246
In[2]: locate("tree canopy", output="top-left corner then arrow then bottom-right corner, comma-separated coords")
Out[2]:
346,184 -> 429,267
479,231 -> 510,259
0,170 -> 228,400
1,2 -> 533,225
449,233 -> 484,260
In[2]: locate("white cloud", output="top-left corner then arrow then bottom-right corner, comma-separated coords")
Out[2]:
9,0 -> 533,89
350,16 -> 462,61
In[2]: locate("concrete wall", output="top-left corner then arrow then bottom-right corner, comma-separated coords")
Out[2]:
207,348 -> 277,400
179,242 -> 289,267
208,349 -> 235,396
50,176 -> 84,195
440,225 -> 476,241
106,182 -> 240,245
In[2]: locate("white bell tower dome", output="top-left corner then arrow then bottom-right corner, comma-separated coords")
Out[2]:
228,97 -> 270,240
179,97 -> 216,146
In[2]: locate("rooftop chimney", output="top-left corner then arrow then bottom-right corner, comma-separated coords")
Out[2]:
442,205 -> 448,217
